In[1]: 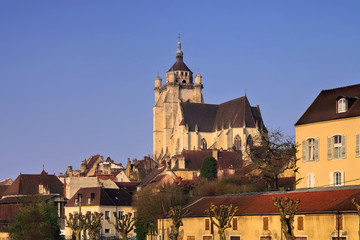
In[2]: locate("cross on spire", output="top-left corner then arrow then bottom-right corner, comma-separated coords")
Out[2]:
178,33 -> 181,42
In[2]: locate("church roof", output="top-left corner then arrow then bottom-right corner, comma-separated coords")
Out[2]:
180,96 -> 265,132
296,83 -> 360,125
168,60 -> 192,72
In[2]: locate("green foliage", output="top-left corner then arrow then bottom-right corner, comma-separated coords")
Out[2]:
108,212 -> 135,240
134,220 -> 149,240
200,156 -> 218,179
65,212 -> 86,240
273,197 -> 300,240
9,200 -> 62,240
168,206 -> 189,240
205,204 -> 238,240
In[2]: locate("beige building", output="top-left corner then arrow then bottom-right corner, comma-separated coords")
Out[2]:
295,84 -> 360,189
153,40 -> 266,162
65,186 -> 135,239
158,186 -> 360,240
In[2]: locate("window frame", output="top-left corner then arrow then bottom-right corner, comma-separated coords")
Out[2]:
302,138 -> 319,162
328,135 -> 346,160
337,98 -> 347,113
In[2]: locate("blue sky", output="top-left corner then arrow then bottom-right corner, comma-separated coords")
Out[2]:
1,1 -> 359,180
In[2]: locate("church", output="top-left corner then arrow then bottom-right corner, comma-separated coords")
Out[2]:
153,40 -> 266,163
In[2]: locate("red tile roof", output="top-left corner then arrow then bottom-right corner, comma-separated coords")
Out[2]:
183,187 -> 360,217
296,83 -> 360,125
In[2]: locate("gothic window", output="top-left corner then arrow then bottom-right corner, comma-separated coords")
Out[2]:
246,135 -> 253,149
337,98 -> 347,113
234,135 -> 241,150
328,135 -> 346,159
302,138 -> 319,161
201,138 -> 207,150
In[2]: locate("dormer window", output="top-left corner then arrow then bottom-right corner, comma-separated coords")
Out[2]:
337,98 -> 347,113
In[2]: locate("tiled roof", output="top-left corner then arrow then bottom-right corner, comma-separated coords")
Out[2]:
168,60 -> 192,72
139,166 -> 166,187
2,174 -> 64,196
0,194 -> 60,204
180,96 -> 265,132
296,83 -> 360,125
0,186 -> 10,197
183,186 -> 360,217
65,187 -> 132,207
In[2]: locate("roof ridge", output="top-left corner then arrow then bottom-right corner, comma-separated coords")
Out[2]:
322,83 -> 360,92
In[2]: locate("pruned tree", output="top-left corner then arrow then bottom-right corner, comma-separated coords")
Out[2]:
351,198 -> 360,240
65,212 -> 86,240
205,204 -> 238,240
273,197 -> 300,240
200,156 -> 218,179
84,212 -> 103,240
249,129 -> 299,190
168,206 -> 189,240
108,212 -> 135,240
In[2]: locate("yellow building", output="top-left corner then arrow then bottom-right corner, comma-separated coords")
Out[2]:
64,187 -> 135,239
153,40 -> 266,163
158,187 -> 360,240
295,84 -> 360,189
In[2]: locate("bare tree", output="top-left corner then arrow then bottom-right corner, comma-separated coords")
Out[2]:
168,205 -> 189,240
65,212 -> 86,240
273,197 -> 300,240
205,204 -> 238,240
84,212 -> 103,240
108,212 -> 135,240
249,129 -> 300,190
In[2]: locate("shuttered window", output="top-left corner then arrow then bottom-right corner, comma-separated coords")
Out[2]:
205,219 -> 210,231
302,138 -> 319,161
328,135 -> 346,159
297,216 -> 304,230
307,173 -> 315,188
263,217 -> 269,231
233,218 -> 238,230
356,133 -> 360,157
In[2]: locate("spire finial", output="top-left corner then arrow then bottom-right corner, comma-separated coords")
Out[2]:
178,33 -> 181,43
176,33 -> 183,61
245,88 -> 247,96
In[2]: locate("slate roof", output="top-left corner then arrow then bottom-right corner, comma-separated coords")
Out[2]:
180,96 -> 265,132
174,150 -> 242,171
2,173 -> 64,196
296,83 -> 360,125
65,187 -> 132,207
115,182 -> 139,195
182,186 -> 360,217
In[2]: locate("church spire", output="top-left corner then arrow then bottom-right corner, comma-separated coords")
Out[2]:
176,33 -> 183,62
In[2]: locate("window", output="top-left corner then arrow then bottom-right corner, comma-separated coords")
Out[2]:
182,80 -> 186,85
337,98 -> 347,113
203,236 -> 212,240
297,216 -> 304,230
260,237 -> 271,240
263,217 -> 269,231
302,138 -> 319,161
246,135 -> 253,148
87,198 -> 91,205
105,229 -> 110,234
187,236 -> 195,240
336,214 -> 343,231
232,218 -> 237,230
75,199 -> 78,205
331,237 -> 346,240
118,211 -> 124,220
230,237 -> 240,240
356,133 -> 360,157
328,135 -> 346,159
205,219 -> 210,231
330,171 -> 344,186
295,237 -> 308,240
307,173 -> 315,188
201,138 -> 207,150
105,211 -> 110,220
234,135 -> 241,151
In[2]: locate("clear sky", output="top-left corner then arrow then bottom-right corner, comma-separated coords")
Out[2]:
1,1 -> 360,180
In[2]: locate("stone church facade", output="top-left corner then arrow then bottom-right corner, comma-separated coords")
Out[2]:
153,40 -> 266,162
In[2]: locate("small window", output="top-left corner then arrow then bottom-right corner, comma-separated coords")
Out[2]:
230,237 -> 240,240
75,199 -> 79,205
182,80 -> 186,85
234,135 -> 241,151
118,211 -> 124,220
105,229 -> 110,234
263,217 -> 269,231
203,236 -> 212,240
307,173 -> 315,188
331,237 -> 346,240
295,237 -> 308,240
205,219 -> 210,231
260,237 -> 272,240
181,72 -> 184,76
334,171 -> 343,186
302,138 -> 319,162
201,138 -> 207,150
187,236 -> 195,240
328,135 -> 346,159
87,198 -> 91,205
185,72 -> 188,76
337,98 -> 347,113
297,216 -> 304,230
232,218 -> 237,230
91,193 -> 95,199
105,211 -> 110,220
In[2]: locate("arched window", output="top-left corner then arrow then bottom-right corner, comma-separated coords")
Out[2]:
246,135 -> 253,148
334,171 -> 343,186
234,135 -> 241,150
182,80 -> 186,85
201,138 -> 207,150
337,98 -> 347,113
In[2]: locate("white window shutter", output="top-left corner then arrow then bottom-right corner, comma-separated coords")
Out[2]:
329,172 -> 334,186
302,140 -> 306,161
341,171 -> 345,186
341,135 -> 346,158
315,138 -> 319,161
328,136 -> 333,160
356,133 -> 360,157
